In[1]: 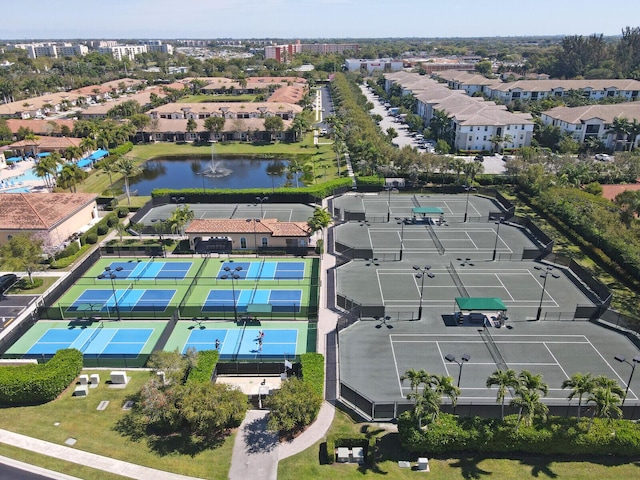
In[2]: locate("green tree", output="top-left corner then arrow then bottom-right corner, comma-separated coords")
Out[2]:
168,205 -> 195,236
57,163 -> 86,193
562,372 -> 596,419
0,234 -> 43,285
486,369 -> 519,420
511,370 -> 549,429
264,115 -> 285,142
290,116 -> 309,142
265,377 -> 322,434
63,145 -> 83,162
186,118 -> 198,137
608,116 -> 631,152
204,116 -> 226,142
114,157 -> 141,206
431,374 -> 460,415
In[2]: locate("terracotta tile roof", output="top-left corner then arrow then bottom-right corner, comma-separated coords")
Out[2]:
186,218 -> 310,237
8,136 -> 82,149
152,117 -> 292,133
5,119 -> 76,135
601,183 -> 640,201
268,85 -> 306,104
0,193 -> 97,230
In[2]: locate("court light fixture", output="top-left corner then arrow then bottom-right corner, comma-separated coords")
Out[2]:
490,216 -> 504,261
246,218 -> 261,257
614,354 -> 640,406
97,266 -> 124,320
534,265 -> 561,321
462,185 -> 477,222
413,265 -> 434,321
221,265 -> 243,323
255,196 -> 269,218
395,217 -> 407,261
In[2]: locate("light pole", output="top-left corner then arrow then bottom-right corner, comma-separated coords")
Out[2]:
246,218 -> 261,257
385,186 -> 393,222
445,353 -> 470,414
463,185 -> 476,222
490,216 -> 503,261
267,172 -> 277,193
413,265 -> 434,321
534,265 -> 560,321
395,217 -> 406,261
97,266 -> 123,320
221,265 -> 243,322
614,354 -> 640,405
255,196 -> 269,218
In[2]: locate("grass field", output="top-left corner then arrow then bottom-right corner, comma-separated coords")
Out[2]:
0,370 -> 235,479
278,410 -> 640,480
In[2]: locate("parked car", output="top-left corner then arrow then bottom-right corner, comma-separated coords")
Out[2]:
474,155 -> 484,162
595,153 -> 613,162
0,274 -> 18,296
502,155 -> 515,161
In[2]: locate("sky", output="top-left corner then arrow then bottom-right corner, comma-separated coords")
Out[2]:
3,0 -> 639,40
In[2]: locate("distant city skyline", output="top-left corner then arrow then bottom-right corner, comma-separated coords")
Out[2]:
2,0 -> 639,40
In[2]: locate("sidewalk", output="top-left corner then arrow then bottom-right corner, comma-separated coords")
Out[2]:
0,429 -> 204,480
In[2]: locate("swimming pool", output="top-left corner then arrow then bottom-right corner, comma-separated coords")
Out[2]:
10,165 -> 63,182
0,187 -> 32,194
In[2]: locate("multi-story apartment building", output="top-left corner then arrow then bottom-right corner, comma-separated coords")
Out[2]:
139,40 -> 174,55
265,42 -> 358,62
11,42 -> 88,59
384,71 -> 535,152
98,45 -> 148,61
345,59 -> 404,74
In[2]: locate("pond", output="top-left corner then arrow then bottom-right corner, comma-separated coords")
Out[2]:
128,156 -> 297,195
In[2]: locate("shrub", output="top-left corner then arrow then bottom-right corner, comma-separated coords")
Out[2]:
106,215 -> 119,227
96,224 -> 109,235
84,232 -> 98,244
116,207 -> 129,218
55,241 -> 79,259
186,350 -> 219,384
0,349 -> 83,406
266,377 -> 322,435
300,353 -> 324,398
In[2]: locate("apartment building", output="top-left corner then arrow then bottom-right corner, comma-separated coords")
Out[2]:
265,42 -> 358,62
435,70 -> 640,103
199,76 -> 307,95
11,42 -> 88,59
384,71 -> 534,152
148,102 -> 302,121
98,45 -> 148,61
139,40 -> 174,55
540,103 -> 640,150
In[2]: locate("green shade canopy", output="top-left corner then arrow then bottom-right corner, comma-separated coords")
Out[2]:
455,297 -> 507,311
247,304 -> 273,314
412,207 -> 444,215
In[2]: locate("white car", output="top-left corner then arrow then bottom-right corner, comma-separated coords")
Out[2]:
595,153 -> 613,162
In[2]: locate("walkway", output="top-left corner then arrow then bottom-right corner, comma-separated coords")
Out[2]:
0,429 -> 204,480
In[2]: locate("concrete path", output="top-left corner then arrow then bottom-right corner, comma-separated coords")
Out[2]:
228,410 -> 279,480
0,429 -> 204,480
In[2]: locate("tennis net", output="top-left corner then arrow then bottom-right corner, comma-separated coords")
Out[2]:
412,194 -> 421,207
427,223 -> 445,254
481,327 -> 508,371
447,261 -> 469,297
79,321 -> 104,353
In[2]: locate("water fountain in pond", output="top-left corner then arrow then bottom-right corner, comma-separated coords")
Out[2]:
201,142 -> 233,178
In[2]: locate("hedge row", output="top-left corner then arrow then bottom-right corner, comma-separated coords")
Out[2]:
300,353 -> 324,398
398,413 -> 640,456
79,212 -> 118,246
186,350 -> 219,384
108,142 -> 133,157
0,349 -> 83,406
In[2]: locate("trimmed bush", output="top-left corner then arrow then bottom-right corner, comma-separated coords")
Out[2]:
398,412 -> 640,456
106,215 -> 119,227
96,224 -> 109,235
84,232 -> 98,244
55,241 -> 79,259
0,349 -> 83,406
186,350 -> 219,384
300,353 -> 324,398
116,206 -> 129,218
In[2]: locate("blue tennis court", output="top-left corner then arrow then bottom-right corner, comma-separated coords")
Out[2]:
68,289 -> 176,313
202,289 -> 302,312
216,261 -> 305,280
25,327 -> 153,357
100,261 -> 193,280
182,328 -> 297,359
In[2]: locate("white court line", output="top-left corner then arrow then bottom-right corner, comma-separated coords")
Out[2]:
441,201 -> 455,214
494,274 -> 515,301
367,228 -> 374,251
436,341 -> 450,377
376,270 -> 386,305
464,231 -> 479,250
584,337 -> 638,400
543,342 -> 569,379
390,336 -> 405,396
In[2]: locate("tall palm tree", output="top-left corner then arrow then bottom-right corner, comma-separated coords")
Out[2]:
114,157 -> 141,206
510,388 -> 549,429
587,383 -> 623,430
519,370 -> 549,396
401,369 -> 432,428
626,118 -> 640,151
64,145 -> 83,162
561,372 -> 596,419
431,374 -> 460,416
401,369 -> 430,399
57,164 -> 85,193
101,158 -> 117,188
486,369 -> 519,420
80,136 -> 97,155
607,116 -> 631,151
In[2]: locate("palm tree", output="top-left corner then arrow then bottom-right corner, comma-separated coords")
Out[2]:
64,145 -> 83,162
101,158 -> 117,188
626,118 -> 640,151
401,369 -> 432,428
431,374 -> 460,415
114,157 -> 141,206
561,372 -> 596,419
57,164 -> 85,193
587,379 -> 623,430
486,369 -> 519,419
401,368 -> 430,398
608,116 -> 631,151
518,370 -> 549,396
80,137 -> 97,156
290,116 -> 309,142
510,387 -> 549,429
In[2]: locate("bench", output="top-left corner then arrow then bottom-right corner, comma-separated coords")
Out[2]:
73,385 -> 89,397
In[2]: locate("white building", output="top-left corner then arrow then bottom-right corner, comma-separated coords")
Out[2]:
98,45 -> 148,61
139,40 -> 174,55
540,103 -> 640,150
11,42 -> 88,59
345,59 -> 404,74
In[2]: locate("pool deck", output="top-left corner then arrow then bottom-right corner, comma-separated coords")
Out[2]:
0,159 -> 48,192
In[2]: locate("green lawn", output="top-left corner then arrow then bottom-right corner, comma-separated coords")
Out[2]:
0,370 -> 235,480
278,410 -> 640,479
8,275 -> 58,295
178,94 -> 258,103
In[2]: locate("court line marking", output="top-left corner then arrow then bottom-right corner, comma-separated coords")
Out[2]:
583,336 -> 638,400
376,270 -> 386,306
436,341 -> 450,377
494,274 -> 515,301
390,335 -> 404,396
543,342 -> 569,380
